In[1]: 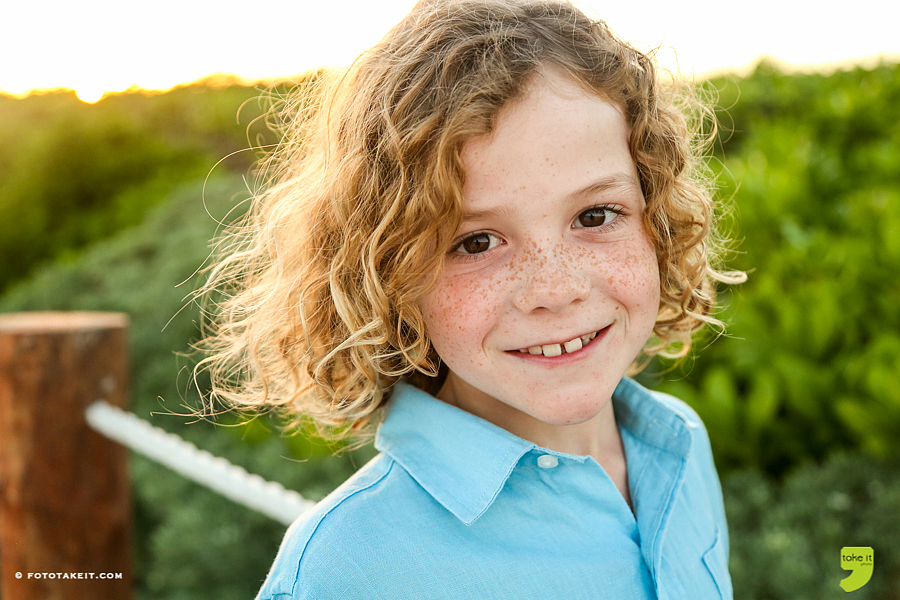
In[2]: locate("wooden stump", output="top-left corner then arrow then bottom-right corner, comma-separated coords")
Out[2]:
0,312 -> 133,600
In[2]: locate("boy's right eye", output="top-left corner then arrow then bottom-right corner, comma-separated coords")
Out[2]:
452,232 -> 502,256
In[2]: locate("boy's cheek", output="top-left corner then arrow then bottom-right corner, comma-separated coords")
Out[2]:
430,270 -> 507,313
421,275 -> 504,341
587,241 -> 659,299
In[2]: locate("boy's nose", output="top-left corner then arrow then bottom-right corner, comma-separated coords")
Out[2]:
512,245 -> 591,314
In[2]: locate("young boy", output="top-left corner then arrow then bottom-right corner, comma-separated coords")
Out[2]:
197,0 -> 743,597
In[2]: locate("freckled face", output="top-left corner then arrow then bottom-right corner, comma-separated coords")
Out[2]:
418,69 -> 660,432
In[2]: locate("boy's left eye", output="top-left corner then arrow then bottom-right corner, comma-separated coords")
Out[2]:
575,206 -> 621,228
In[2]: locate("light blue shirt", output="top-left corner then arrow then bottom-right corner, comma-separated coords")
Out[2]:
255,378 -> 733,599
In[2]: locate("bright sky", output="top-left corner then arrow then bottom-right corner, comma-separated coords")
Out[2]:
4,0 -> 899,102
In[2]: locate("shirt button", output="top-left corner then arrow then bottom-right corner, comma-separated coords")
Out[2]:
537,455 -> 558,469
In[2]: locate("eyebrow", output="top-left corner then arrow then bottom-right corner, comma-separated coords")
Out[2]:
567,172 -> 641,201
460,172 -> 641,222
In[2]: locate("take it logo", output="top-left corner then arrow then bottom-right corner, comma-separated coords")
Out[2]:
840,547 -> 873,592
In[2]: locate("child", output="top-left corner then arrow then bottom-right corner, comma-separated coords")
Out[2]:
198,0 -> 745,597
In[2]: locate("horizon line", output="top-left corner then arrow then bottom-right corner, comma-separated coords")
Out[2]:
3,52 -> 898,104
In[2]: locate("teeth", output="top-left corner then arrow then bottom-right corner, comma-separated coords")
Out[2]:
542,344 -> 562,357
564,337 -> 583,353
521,330 -> 599,357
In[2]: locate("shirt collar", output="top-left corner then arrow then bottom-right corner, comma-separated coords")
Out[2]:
613,377 -> 695,460
375,381 -> 534,525
375,378 -> 696,525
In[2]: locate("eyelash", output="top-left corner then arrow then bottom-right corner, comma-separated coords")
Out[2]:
449,204 -> 626,261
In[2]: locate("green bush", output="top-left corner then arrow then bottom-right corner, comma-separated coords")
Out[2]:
726,452 -> 900,599
0,81 -> 281,293
642,60 -> 900,477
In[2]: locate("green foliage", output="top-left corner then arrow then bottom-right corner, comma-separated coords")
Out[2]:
0,176 -> 376,600
0,82 -> 279,293
3,61 -> 899,598
642,60 -> 900,477
726,452 -> 900,599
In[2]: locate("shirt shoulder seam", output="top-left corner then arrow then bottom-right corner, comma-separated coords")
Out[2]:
286,456 -> 396,596
649,389 -> 703,427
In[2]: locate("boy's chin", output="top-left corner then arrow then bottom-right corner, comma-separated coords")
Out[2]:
515,391 -> 616,428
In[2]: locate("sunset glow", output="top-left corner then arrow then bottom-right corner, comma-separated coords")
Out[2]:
75,87 -> 106,104
3,0 -> 899,99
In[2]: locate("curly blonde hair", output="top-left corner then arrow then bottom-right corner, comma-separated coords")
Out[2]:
194,0 -> 745,437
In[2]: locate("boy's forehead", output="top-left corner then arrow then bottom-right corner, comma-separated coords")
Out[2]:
459,74 -> 635,205
461,67 -> 625,156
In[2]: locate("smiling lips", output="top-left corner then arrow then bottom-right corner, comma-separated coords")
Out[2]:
515,330 -> 601,357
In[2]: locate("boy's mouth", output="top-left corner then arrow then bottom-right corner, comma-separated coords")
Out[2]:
514,329 -> 600,357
